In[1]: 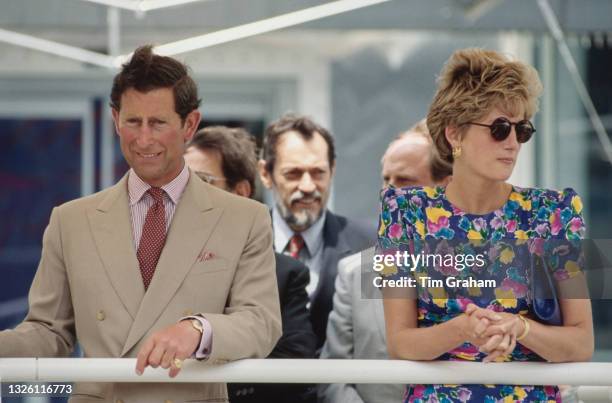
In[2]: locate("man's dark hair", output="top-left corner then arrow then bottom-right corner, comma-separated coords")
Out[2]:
188,126 -> 258,198
110,45 -> 201,123
261,113 -> 336,173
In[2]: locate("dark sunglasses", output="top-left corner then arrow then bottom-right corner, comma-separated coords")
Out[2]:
467,117 -> 536,143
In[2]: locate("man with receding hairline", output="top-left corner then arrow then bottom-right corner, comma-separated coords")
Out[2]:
382,120 -> 452,188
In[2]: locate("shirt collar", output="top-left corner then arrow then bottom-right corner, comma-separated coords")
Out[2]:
128,163 -> 190,206
273,206 -> 326,255
301,211 -> 326,255
273,207 -> 293,253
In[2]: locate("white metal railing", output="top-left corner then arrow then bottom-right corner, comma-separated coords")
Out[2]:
0,359 -> 611,386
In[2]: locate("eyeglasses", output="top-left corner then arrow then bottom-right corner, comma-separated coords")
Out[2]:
467,117 -> 536,143
194,171 -> 226,185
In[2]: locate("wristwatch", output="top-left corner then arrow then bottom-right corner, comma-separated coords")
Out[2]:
188,318 -> 204,336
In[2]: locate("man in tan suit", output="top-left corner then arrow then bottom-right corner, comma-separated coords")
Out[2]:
0,45 -> 281,403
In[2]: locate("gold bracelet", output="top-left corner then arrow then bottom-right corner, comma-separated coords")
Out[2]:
517,315 -> 530,341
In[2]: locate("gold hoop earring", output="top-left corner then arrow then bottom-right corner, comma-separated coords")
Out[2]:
452,146 -> 462,159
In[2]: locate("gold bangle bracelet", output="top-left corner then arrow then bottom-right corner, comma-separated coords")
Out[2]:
517,315 -> 530,341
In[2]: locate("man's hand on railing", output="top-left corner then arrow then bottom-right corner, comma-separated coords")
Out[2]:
135,321 -> 201,378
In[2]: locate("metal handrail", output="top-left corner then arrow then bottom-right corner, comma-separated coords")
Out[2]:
1,359 -> 611,386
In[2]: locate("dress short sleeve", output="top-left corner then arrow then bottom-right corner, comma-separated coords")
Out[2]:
545,188 -> 586,280
377,186 -> 430,283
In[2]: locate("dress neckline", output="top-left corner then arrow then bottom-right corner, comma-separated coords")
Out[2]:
438,184 -> 518,218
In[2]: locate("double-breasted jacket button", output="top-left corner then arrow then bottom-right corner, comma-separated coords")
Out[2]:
96,310 -> 106,321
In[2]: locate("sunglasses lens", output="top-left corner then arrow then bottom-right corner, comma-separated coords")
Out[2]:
490,119 -> 511,141
516,121 -> 535,143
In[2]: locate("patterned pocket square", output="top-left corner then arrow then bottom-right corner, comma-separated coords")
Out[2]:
197,250 -> 216,263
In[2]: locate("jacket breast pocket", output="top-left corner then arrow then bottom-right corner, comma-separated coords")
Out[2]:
187,259 -> 228,276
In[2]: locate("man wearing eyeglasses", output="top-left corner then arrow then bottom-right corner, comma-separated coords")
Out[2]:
184,126 -> 317,403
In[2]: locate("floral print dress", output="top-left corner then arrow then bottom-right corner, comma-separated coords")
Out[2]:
377,185 -> 585,403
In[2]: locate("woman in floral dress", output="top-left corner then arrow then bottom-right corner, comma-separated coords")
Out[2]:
378,48 -> 593,402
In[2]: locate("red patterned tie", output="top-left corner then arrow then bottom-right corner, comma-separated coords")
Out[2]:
286,234 -> 305,259
137,187 -> 167,290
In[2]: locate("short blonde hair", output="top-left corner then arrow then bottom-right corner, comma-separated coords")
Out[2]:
427,48 -> 543,165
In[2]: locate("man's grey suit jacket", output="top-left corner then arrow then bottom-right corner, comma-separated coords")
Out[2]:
319,251 -> 404,403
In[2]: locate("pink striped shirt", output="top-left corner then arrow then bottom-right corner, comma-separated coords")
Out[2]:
128,164 -> 189,250
127,164 -> 212,359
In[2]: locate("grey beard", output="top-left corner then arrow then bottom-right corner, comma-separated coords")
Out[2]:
273,191 -> 323,232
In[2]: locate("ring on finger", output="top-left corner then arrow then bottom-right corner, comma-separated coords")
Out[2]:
173,358 -> 183,369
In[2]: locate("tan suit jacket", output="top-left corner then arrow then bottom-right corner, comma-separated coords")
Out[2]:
0,172 -> 282,403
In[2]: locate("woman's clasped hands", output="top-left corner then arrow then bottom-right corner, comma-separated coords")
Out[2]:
462,303 -> 528,363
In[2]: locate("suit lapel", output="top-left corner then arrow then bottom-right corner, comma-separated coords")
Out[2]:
121,175 -> 223,356
364,247 -> 387,342
312,212 -> 351,303
354,246 -> 387,343
372,291 -> 387,343
88,175 -> 144,320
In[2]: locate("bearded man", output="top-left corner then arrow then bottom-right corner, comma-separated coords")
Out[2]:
259,114 -> 373,349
